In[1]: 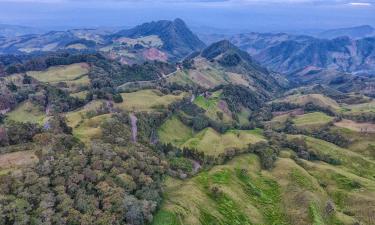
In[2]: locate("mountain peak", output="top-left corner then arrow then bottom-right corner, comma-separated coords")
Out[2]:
201,40 -> 238,60
113,18 -> 205,60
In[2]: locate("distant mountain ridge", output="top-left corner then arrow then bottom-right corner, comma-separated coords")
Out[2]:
230,33 -> 375,75
113,18 -> 206,59
0,24 -> 46,37
318,25 -> 375,39
0,19 -> 206,62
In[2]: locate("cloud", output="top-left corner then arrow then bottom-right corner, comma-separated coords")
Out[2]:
348,2 -> 372,6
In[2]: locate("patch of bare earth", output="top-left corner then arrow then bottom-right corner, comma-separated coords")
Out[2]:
272,108 -> 305,117
335,119 -> 375,133
143,48 -> 168,62
218,100 -> 232,117
0,150 -> 38,170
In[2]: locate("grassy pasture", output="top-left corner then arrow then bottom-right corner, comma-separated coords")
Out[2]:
301,159 -> 375,224
152,154 -> 357,225
152,154 -> 289,225
290,135 -> 375,180
341,100 -> 375,114
277,94 -> 340,111
166,57 -> 251,89
158,116 -> 193,146
194,91 -> 233,124
293,112 -> 334,127
117,89 -> 186,112
65,100 -> 105,128
72,114 -> 111,143
330,126 -> 375,158
158,116 -> 265,156
6,101 -> 46,125
335,119 -> 375,133
181,128 -> 265,156
64,100 -> 112,143
27,63 -> 89,83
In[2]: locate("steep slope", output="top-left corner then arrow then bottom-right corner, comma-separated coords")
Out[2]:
230,33 -> 375,75
168,40 -> 288,97
112,18 -> 206,60
0,19 -> 206,64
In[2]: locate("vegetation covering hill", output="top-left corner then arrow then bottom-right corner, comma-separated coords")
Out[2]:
0,23 -> 375,225
168,40 -> 288,98
0,18 -> 206,64
229,32 -> 375,75
113,18 -> 206,60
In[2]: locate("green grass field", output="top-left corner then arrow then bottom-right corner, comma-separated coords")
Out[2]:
27,63 -> 89,83
152,154 -> 288,225
341,100 -> 375,114
6,101 -> 46,125
184,128 -> 264,156
293,112 -> 334,127
194,91 -> 233,124
117,89 -> 186,112
152,153 -> 361,225
289,135 -> 375,180
158,116 -> 193,146
158,116 -> 265,156
276,94 -> 340,111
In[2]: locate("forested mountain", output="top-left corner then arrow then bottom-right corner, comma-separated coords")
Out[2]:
230,33 -> 375,75
0,19 -> 206,63
113,18 -> 206,60
181,40 -> 288,95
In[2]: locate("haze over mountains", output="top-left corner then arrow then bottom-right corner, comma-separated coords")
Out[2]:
0,18 -> 374,96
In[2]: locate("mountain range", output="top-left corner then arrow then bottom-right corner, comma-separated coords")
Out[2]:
230,33 -> 375,75
1,18 -> 375,225
318,25 -> 375,39
0,19 -> 374,95
0,19 -> 205,63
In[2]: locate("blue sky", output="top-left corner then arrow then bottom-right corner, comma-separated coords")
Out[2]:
0,0 -> 374,32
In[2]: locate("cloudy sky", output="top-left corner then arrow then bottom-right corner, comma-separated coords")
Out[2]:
0,0 -> 374,32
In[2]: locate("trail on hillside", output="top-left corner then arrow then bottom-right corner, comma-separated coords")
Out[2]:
130,113 -> 138,143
